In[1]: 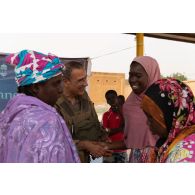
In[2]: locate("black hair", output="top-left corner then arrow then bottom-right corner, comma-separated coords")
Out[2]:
17,80 -> 46,96
118,95 -> 125,105
62,61 -> 85,80
17,85 -> 34,96
105,90 -> 117,98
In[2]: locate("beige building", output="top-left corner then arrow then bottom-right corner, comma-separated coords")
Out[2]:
88,72 -> 125,105
184,80 -> 195,93
88,72 -> 195,106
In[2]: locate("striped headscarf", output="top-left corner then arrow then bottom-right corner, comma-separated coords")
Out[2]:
6,50 -> 64,86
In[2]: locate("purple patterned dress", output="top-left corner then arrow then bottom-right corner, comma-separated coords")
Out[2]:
0,94 -> 80,163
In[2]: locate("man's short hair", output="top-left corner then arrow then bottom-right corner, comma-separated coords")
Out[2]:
63,61 -> 85,80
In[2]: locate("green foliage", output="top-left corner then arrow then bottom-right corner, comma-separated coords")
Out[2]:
161,72 -> 188,81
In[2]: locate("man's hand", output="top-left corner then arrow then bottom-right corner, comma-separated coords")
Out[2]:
78,141 -> 113,158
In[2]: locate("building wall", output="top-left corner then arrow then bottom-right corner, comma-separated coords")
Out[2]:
124,79 -> 131,99
88,72 -> 195,106
88,72 -> 125,105
184,80 -> 195,94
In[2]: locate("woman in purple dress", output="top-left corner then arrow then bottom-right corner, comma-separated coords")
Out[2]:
0,50 -> 80,163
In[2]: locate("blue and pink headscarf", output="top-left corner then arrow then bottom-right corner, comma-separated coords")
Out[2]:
6,50 -> 64,86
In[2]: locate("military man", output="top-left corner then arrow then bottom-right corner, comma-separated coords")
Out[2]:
55,61 -> 111,162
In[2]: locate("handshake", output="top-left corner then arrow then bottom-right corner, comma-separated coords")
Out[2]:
76,140 -> 113,159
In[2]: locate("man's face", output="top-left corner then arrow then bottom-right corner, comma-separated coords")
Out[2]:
36,74 -> 64,106
65,68 -> 88,96
128,62 -> 148,95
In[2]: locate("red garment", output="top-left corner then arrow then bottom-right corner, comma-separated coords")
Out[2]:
102,108 -> 125,152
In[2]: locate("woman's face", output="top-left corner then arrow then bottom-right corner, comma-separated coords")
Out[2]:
129,62 -> 148,95
36,74 -> 64,106
145,112 -> 168,138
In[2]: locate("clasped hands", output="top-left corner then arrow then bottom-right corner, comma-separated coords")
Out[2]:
79,140 -> 113,158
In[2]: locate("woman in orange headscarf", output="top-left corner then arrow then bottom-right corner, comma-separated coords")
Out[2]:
141,78 -> 195,162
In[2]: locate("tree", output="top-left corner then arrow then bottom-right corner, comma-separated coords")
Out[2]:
162,72 -> 188,81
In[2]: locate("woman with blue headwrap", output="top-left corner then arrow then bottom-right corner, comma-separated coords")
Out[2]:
0,50 -> 80,163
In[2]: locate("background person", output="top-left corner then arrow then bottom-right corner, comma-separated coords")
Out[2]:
0,50 -> 80,163
102,90 -> 127,163
117,95 -> 125,107
141,78 -> 195,162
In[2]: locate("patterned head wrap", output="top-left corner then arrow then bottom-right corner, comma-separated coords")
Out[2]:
5,50 -> 64,86
142,78 -> 195,156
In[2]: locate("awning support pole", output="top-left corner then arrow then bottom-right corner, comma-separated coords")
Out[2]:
136,33 -> 144,56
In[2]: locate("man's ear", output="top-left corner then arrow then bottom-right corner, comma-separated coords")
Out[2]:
63,78 -> 70,86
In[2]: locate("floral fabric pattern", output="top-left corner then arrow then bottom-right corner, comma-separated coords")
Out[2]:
144,78 -> 195,162
129,147 -> 157,163
166,134 -> 195,162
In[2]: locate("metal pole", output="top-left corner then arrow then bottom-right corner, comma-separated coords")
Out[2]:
136,33 -> 144,56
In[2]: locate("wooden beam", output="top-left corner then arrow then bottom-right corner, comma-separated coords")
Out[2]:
126,33 -> 195,44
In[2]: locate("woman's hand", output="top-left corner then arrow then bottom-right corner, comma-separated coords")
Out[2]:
78,141 -> 113,158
